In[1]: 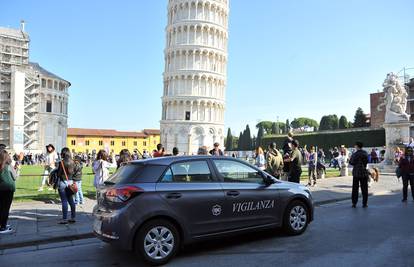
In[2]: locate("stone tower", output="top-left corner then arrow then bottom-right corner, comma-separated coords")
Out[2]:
161,0 -> 229,155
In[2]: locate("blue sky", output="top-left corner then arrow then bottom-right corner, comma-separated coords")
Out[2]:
2,0 -> 414,135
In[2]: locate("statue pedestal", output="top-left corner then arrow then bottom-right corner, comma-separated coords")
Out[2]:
382,121 -> 412,166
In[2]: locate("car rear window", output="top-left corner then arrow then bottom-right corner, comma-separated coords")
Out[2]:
106,164 -> 167,184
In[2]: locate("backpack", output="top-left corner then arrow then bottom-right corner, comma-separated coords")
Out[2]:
48,167 -> 60,190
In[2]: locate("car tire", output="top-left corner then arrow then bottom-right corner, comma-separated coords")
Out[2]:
283,200 -> 309,235
135,219 -> 180,266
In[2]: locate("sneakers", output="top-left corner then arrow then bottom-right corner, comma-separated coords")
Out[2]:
0,227 -> 13,234
48,188 -> 54,191
402,199 -> 407,202
38,187 -> 44,192
58,220 -> 68,225
68,219 -> 76,224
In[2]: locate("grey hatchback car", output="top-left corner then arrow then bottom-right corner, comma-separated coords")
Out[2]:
93,156 -> 314,265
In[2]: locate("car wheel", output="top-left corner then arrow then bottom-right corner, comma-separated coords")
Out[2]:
135,219 -> 180,266
283,200 -> 309,235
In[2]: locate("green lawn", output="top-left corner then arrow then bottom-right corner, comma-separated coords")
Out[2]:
14,164 -> 341,202
15,165 -> 102,202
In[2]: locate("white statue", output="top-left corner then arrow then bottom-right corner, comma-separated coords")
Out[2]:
378,72 -> 409,123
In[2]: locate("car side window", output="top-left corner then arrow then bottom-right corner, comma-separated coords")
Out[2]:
161,160 -> 213,183
213,160 -> 263,183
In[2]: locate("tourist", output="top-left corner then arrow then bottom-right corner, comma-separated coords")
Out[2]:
349,142 -> 369,208
72,155 -> 84,205
0,149 -> 16,234
153,144 -> 165,158
39,144 -> 58,191
308,146 -> 317,186
142,149 -> 150,159
255,146 -> 266,171
197,146 -> 208,155
285,140 -> 302,183
282,133 -> 293,175
370,148 -> 378,163
330,147 -> 340,169
266,143 -> 283,178
57,147 -> 76,224
172,147 -> 179,156
117,149 -> 132,169
398,146 -> 414,202
209,142 -> 224,156
394,147 -> 404,164
408,137 -> 414,148
93,149 -> 116,188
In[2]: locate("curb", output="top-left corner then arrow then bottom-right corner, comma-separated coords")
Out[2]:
0,232 -> 95,251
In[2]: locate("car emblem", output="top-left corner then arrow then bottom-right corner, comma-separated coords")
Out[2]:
212,205 -> 222,216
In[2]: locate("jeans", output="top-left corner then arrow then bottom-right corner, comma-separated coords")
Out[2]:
74,181 -> 84,204
58,186 -> 76,220
402,175 -> 414,200
0,191 -> 14,229
352,176 -> 368,206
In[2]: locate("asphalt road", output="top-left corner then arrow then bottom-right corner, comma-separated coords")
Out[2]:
1,192 -> 414,267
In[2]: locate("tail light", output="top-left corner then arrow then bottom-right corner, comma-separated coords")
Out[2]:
105,186 -> 143,203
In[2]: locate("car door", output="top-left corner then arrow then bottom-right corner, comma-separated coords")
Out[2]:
212,159 -> 281,230
155,160 -> 226,236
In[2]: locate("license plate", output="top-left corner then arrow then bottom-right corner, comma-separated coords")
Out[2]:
93,219 -> 102,233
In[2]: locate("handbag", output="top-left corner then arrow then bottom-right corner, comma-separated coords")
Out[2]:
61,161 -> 78,194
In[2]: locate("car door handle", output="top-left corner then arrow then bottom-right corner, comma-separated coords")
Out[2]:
166,192 -> 182,199
226,190 -> 240,197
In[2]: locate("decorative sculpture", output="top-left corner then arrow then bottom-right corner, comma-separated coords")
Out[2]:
378,72 -> 409,123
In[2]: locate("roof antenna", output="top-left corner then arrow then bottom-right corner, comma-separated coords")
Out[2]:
20,20 -> 25,32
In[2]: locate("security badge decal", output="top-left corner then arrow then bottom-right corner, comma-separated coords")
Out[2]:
212,205 -> 222,216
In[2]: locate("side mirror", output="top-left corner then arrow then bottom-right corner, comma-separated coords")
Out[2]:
262,173 -> 276,186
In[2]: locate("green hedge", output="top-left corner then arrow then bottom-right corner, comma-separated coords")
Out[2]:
261,128 -> 385,149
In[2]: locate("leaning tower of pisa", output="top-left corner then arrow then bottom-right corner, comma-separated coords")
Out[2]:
161,0 -> 229,155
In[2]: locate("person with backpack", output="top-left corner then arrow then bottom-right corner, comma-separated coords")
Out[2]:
266,143 -> 284,179
72,155 -> 84,205
93,150 -> 116,188
0,149 -> 16,234
57,147 -> 76,224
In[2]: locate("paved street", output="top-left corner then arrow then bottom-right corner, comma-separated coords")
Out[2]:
1,192 -> 413,267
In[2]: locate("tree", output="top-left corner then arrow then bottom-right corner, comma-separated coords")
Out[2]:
353,107 -> 369,128
319,115 -> 339,131
338,116 -> 348,129
291,117 -> 319,131
243,124 -> 252,150
256,121 -> 273,135
256,125 -> 264,147
225,128 -> 233,150
237,132 -> 243,150
285,119 -> 290,133
271,122 -> 278,135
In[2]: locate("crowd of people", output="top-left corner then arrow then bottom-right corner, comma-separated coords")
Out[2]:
1,135 -> 414,233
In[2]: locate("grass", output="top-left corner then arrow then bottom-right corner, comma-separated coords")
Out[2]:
14,165 -> 104,202
13,164 -> 342,202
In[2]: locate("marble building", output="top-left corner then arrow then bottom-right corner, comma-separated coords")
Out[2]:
0,21 -> 70,153
160,0 -> 229,154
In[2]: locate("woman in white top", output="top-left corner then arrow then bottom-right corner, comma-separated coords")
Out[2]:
39,144 -> 58,191
255,147 -> 266,171
93,150 -> 116,188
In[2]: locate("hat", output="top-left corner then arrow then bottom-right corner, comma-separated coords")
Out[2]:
46,144 -> 55,151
